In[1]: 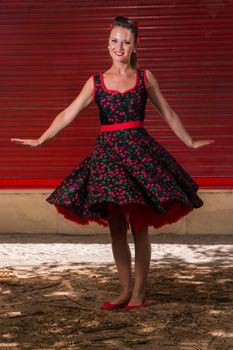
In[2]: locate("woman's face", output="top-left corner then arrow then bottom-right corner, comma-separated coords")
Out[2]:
108,26 -> 136,65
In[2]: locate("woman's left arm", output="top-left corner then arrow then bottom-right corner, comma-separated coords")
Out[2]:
145,69 -> 215,149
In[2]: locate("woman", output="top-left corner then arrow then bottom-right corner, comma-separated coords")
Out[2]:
11,16 -> 215,311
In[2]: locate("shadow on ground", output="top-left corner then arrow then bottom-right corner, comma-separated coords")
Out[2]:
0,233 -> 233,349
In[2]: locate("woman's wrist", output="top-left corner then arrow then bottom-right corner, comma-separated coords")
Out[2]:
37,137 -> 45,146
186,139 -> 194,148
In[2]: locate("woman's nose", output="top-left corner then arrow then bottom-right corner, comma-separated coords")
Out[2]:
117,42 -> 123,49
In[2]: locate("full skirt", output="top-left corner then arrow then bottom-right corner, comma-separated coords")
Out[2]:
46,127 -> 204,232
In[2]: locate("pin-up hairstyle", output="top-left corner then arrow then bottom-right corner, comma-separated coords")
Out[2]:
109,16 -> 139,69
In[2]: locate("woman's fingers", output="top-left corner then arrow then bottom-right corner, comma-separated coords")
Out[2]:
10,138 -> 25,144
207,140 -> 215,145
191,139 -> 215,149
10,138 -> 40,147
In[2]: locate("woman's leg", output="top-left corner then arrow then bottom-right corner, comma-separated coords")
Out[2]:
107,204 -> 133,304
128,221 -> 151,306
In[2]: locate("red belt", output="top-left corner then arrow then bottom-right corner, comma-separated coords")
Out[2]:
100,120 -> 144,132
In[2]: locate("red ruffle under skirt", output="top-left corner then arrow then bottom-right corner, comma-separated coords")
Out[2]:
54,199 -> 193,232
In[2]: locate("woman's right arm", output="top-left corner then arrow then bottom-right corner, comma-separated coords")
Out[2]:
11,75 -> 94,147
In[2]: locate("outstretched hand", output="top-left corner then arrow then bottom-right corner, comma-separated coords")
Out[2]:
10,138 -> 42,147
190,139 -> 215,149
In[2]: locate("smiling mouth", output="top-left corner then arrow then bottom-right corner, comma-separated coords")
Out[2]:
114,51 -> 124,56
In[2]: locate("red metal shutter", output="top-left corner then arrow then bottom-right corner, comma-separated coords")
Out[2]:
1,0 -> 232,189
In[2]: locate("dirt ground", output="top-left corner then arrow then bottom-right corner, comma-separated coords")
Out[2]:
0,233 -> 233,350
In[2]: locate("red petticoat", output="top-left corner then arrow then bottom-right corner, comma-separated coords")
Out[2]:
54,199 -> 193,233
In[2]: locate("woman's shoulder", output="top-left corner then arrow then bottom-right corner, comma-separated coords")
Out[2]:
142,68 -> 157,84
139,68 -> 158,92
138,67 -> 154,80
140,67 -> 153,76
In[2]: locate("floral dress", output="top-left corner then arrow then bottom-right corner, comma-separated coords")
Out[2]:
46,68 -> 203,232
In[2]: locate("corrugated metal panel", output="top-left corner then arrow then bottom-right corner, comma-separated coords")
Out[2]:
1,0 -> 233,188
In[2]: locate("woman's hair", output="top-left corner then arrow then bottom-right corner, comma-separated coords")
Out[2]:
110,16 -> 139,69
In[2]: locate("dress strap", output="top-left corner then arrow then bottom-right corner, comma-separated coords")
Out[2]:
143,69 -> 149,93
92,73 -> 101,102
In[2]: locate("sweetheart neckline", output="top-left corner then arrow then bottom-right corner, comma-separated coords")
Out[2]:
99,69 -> 139,95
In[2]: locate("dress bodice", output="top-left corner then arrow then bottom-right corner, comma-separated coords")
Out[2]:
92,68 -> 148,125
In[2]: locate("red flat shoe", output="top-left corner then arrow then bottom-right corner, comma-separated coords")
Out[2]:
124,297 -> 150,311
100,301 -> 128,310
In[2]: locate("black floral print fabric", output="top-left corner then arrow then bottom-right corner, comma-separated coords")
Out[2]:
46,68 -> 203,232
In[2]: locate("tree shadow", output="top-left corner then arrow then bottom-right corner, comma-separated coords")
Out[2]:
0,232 -> 232,349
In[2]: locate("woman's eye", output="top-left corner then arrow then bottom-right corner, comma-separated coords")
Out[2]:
111,40 -> 130,44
